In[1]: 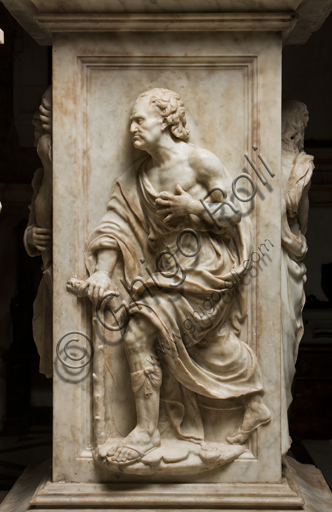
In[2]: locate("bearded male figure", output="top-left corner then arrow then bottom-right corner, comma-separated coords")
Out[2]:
78,88 -> 270,466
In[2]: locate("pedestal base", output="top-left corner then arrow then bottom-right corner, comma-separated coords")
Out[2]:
1,457 -> 331,511
96,438 -> 245,475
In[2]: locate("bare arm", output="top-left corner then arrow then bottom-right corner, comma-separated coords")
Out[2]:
79,248 -> 119,304
95,249 -> 118,275
193,150 -> 241,227
24,169 -> 52,255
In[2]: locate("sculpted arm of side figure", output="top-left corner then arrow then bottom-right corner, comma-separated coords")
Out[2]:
296,181 -> 310,236
155,148 -> 241,226
24,185 -> 52,254
24,178 -> 43,257
24,90 -> 53,255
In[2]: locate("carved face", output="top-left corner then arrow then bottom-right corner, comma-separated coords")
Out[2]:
130,98 -> 165,151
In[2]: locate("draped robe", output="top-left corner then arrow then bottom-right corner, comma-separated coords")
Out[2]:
281,150 -> 314,453
86,157 -> 263,441
24,167 -> 53,378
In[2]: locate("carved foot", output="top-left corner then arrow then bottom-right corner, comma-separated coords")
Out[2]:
106,427 -> 161,465
226,402 -> 271,445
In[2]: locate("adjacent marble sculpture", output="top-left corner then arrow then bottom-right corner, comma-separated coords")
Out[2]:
281,99 -> 314,454
68,88 -> 271,474
24,86 -> 53,378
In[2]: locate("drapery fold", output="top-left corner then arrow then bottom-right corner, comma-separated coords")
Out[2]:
87,158 -> 262,440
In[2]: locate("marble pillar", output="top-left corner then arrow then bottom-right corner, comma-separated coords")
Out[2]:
1,1 -> 332,510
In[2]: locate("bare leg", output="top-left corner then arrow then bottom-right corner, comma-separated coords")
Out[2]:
107,314 -> 161,464
226,393 -> 271,445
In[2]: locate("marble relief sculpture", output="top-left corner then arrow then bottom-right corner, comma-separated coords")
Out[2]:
68,88 -> 270,474
281,99 -> 314,454
24,86 -> 53,378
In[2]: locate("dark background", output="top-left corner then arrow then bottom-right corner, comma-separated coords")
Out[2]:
0,2 -> 331,495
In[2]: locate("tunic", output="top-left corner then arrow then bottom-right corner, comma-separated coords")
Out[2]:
86,157 -> 263,441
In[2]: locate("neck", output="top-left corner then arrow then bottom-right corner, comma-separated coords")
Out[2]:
146,134 -> 182,167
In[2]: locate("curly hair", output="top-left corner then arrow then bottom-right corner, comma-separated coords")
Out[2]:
282,99 -> 309,152
135,88 -> 190,140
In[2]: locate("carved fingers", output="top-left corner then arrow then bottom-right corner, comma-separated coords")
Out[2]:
174,184 -> 187,195
155,190 -> 173,204
39,99 -> 52,134
31,227 -> 52,251
78,270 -> 117,305
155,185 -> 198,222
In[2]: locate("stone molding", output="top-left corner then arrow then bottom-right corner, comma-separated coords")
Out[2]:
30,459 -> 303,509
3,0 -> 332,46
1,457 -> 331,511
34,12 -> 297,33
285,0 -> 332,44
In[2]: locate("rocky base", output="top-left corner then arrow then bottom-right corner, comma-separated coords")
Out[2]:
95,437 -> 245,475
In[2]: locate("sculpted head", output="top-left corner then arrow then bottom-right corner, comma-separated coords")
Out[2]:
130,88 -> 189,151
282,99 -> 309,152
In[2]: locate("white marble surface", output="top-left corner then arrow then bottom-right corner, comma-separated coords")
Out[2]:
3,0 -> 332,45
1,457 -> 332,511
63,85 -> 271,474
50,29 -> 283,485
287,457 -> 332,512
2,0 -> 325,502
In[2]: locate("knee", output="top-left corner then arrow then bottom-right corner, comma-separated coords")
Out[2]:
123,329 -> 140,353
123,315 -> 156,354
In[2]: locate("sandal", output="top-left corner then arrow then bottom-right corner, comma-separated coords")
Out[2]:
106,443 -> 157,466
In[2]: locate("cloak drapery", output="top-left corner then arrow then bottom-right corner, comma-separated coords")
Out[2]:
86,157 -> 263,441
24,167 -> 53,378
281,150 -> 314,454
